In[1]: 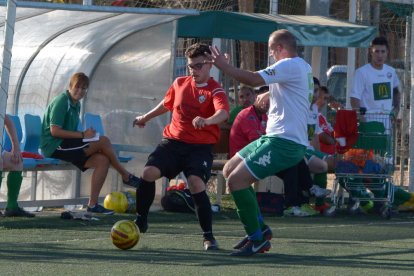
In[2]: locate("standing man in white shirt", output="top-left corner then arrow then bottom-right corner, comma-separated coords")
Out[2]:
350,36 -> 400,115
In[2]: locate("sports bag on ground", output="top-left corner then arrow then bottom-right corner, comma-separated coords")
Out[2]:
161,188 -> 195,213
256,192 -> 284,216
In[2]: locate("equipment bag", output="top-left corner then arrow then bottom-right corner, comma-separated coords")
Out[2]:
161,188 -> 195,213
256,192 -> 284,216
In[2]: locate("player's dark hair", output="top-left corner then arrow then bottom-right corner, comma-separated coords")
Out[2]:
185,43 -> 211,58
370,36 -> 389,50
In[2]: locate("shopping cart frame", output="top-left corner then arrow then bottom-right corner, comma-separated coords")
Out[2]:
328,111 -> 395,219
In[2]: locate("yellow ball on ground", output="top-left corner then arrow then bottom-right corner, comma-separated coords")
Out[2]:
111,220 -> 140,250
104,191 -> 128,213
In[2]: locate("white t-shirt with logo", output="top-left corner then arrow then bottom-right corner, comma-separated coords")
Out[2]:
351,63 -> 399,112
258,57 -> 313,146
307,103 -> 321,149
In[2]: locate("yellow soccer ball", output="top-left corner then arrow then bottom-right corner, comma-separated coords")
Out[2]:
104,191 -> 128,213
111,220 -> 140,250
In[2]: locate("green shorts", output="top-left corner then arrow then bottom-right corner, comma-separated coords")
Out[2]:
238,135 -> 306,180
304,148 -> 327,162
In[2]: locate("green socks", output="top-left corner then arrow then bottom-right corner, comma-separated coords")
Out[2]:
248,186 -> 265,230
6,171 -> 23,210
314,173 -> 327,206
231,188 -> 261,236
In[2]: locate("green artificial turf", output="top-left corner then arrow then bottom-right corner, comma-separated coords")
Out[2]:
1,208 -> 414,276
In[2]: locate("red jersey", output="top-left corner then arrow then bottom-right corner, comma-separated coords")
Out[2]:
229,105 -> 267,158
163,76 -> 229,144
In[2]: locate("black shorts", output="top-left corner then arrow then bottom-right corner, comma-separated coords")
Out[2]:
51,139 -> 91,171
146,139 -> 213,183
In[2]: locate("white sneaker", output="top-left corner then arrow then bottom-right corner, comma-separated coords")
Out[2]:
284,206 -> 310,217
309,185 -> 331,198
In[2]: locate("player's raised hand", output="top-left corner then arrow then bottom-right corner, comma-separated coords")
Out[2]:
205,46 -> 230,69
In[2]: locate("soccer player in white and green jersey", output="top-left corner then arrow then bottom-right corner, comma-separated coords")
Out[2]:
208,29 -> 313,256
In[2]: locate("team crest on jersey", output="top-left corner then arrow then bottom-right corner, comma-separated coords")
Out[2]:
264,69 -> 276,76
387,72 -> 392,79
199,95 -> 206,103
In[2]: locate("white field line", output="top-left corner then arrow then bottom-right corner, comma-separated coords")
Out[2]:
8,219 -> 414,245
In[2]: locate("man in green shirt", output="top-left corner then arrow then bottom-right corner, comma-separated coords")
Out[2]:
40,72 -> 140,214
227,86 -> 256,125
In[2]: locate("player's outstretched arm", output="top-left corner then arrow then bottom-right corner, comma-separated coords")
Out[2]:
206,46 -> 265,87
133,100 -> 169,128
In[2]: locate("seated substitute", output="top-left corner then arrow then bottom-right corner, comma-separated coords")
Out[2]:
40,72 -> 140,214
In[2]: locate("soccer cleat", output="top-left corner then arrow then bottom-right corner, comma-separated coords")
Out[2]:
284,206 -> 308,217
86,204 -> 114,215
233,225 -> 273,250
134,216 -> 148,233
203,237 -> 219,251
4,207 -> 35,218
300,204 -> 320,216
309,185 -> 331,198
360,200 -> 374,213
123,174 -> 140,189
284,205 -> 319,217
348,199 -> 360,213
230,239 -> 271,257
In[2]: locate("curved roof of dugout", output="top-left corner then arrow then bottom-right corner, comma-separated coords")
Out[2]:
177,11 -> 377,48
0,4 -> 191,116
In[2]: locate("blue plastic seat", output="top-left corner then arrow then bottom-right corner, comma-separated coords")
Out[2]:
83,112 -> 133,163
84,113 -> 105,137
23,114 -> 42,154
22,114 -> 61,165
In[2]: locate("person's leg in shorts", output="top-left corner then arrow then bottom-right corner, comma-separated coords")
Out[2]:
52,139 -> 113,214
305,149 -> 333,212
223,136 -> 305,256
134,139 -> 184,234
1,152 -> 35,217
84,135 -> 140,187
181,143 -> 219,250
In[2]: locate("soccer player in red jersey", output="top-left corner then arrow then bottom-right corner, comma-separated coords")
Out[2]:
132,43 -> 229,251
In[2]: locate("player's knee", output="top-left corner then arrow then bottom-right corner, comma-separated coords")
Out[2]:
223,160 -> 236,178
142,166 -> 160,181
223,163 -> 231,178
95,154 -> 110,167
99,135 -> 111,145
309,159 -> 328,174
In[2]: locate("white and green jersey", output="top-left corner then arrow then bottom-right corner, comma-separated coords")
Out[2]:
351,63 -> 399,112
258,57 -> 313,147
307,103 -> 321,144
